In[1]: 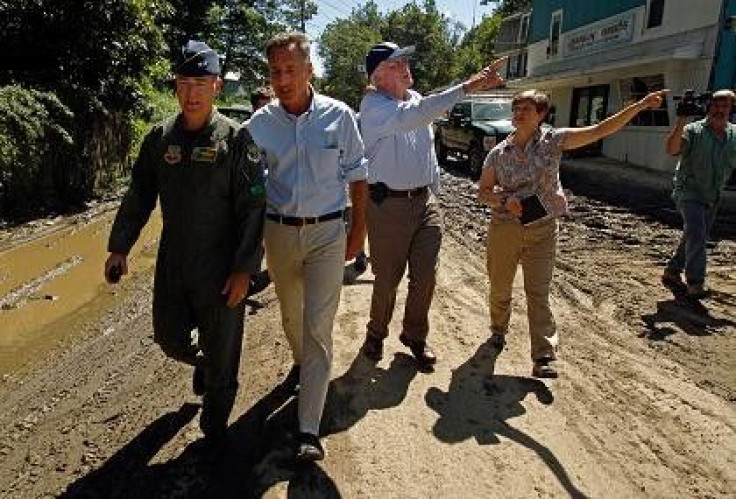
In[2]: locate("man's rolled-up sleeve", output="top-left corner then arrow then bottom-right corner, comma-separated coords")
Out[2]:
339,109 -> 368,183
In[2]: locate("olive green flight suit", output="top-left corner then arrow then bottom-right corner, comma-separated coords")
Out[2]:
108,111 -> 265,435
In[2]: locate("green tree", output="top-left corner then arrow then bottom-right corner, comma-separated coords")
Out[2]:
319,0 -> 463,106
382,0 -> 457,93
318,2 -> 383,108
0,0 -> 169,209
280,0 -> 318,31
166,1 -> 318,91
451,13 -> 503,80
480,0 -> 531,16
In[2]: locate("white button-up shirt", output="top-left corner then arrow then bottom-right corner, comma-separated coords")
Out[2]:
359,84 -> 466,192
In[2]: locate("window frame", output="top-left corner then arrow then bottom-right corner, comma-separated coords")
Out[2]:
646,0 -> 665,29
548,9 -> 563,58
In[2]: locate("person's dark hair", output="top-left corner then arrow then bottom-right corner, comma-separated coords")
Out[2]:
265,31 -> 310,61
250,86 -> 274,108
512,90 -> 550,115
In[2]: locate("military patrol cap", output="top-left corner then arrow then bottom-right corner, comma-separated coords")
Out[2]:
175,40 -> 221,77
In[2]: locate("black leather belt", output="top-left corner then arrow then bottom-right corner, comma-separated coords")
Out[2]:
266,210 -> 343,226
369,185 -> 428,198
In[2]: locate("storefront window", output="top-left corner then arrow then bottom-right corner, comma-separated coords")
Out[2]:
619,75 -> 669,126
647,0 -> 665,28
548,11 -> 562,57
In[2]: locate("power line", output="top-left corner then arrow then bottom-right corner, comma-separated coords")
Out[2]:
330,0 -> 360,13
316,0 -> 351,18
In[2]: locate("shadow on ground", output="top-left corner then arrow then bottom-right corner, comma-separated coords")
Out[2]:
641,293 -> 736,340
425,339 -> 589,499
60,352 -> 421,498
322,352 -> 419,435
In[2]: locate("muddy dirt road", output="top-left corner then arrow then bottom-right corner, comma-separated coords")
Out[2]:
0,159 -> 734,498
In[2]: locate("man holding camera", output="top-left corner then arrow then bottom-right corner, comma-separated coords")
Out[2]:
662,89 -> 736,298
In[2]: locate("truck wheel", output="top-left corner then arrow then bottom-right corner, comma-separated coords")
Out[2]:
435,135 -> 448,164
468,143 -> 485,180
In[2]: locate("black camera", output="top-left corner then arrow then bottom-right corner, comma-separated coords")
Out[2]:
672,89 -> 712,117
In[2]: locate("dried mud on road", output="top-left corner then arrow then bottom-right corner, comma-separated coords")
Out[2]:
0,160 -> 734,498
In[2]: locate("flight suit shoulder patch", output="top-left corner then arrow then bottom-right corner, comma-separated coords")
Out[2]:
164,145 -> 182,164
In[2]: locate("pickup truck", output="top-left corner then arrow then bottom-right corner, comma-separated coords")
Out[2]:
434,96 -> 514,178
217,104 -> 252,124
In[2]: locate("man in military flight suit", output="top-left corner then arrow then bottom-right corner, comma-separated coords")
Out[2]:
104,41 -> 265,446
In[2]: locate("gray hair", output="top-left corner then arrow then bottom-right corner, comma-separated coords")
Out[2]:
265,31 -> 311,61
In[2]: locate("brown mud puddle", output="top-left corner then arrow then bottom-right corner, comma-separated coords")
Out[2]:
0,209 -> 162,375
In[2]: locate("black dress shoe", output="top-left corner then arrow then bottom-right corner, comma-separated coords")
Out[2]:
532,358 -> 558,379
354,252 -> 368,274
399,334 -> 437,366
193,364 -> 205,396
280,364 -> 300,394
295,432 -> 325,462
361,335 -> 384,361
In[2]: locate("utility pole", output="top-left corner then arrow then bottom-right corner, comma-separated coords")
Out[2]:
300,0 -> 306,32
472,0 -> 476,31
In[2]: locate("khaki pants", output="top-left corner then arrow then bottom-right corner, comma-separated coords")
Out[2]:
486,217 -> 558,361
264,218 -> 346,435
366,191 -> 442,343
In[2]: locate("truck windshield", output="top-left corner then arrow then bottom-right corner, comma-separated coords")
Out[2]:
472,101 -> 511,121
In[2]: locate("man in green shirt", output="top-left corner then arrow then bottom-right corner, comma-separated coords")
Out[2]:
663,90 -> 736,298
104,41 -> 265,449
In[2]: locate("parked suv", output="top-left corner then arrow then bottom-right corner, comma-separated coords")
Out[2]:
434,95 -> 514,178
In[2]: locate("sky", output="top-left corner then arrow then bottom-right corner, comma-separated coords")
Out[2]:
304,0 -> 499,76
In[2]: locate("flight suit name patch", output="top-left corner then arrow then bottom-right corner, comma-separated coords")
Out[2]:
192,147 -> 218,163
164,145 -> 182,164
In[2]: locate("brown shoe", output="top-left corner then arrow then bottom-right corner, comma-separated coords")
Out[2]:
399,334 -> 437,366
361,335 -> 383,361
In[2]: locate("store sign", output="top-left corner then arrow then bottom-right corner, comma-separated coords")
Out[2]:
564,12 -> 635,57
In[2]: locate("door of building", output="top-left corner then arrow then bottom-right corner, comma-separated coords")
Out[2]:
569,85 -> 610,156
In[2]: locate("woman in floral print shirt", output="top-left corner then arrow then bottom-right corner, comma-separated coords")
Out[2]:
477,88 -> 666,379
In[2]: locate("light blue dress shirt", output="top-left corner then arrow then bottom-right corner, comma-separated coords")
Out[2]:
247,91 -> 367,217
359,84 -> 466,192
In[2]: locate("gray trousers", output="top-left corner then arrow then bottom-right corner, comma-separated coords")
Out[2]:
264,218 -> 346,435
366,191 -> 442,343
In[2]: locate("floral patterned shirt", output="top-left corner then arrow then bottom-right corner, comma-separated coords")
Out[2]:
482,126 -> 568,222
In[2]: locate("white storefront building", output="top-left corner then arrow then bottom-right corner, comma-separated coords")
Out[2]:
504,0 -> 726,172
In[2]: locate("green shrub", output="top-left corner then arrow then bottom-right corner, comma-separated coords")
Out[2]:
0,86 -> 75,217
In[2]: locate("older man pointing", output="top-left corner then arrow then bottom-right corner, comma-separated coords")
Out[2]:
359,42 -> 506,368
